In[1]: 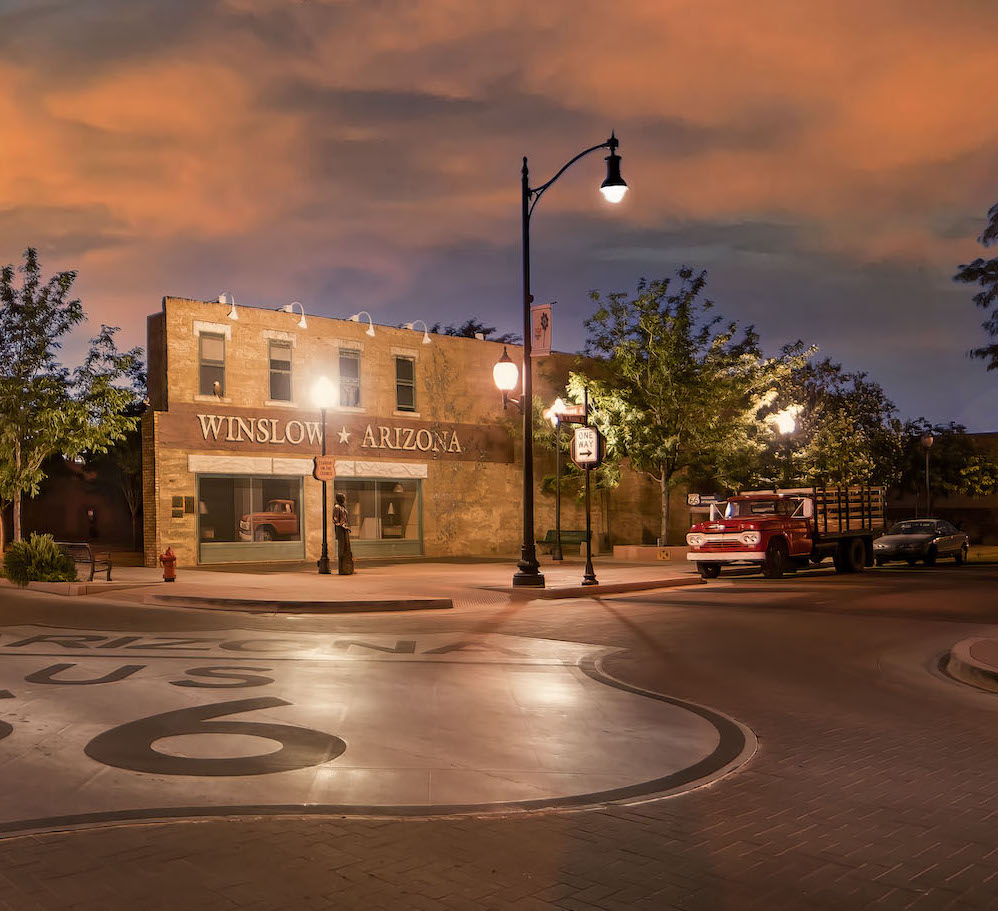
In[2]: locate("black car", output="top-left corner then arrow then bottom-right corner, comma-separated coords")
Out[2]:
873,519 -> 970,566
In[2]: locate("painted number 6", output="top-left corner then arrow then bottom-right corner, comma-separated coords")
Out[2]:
84,697 -> 345,776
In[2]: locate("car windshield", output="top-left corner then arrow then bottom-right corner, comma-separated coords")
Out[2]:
888,521 -> 937,536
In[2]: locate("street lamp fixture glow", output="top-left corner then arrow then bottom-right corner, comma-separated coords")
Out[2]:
493,346 -> 520,393
311,375 -> 337,410
774,410 -> 797,436
349,311 -> 376,337
403,319 -> 432,344
280,301 -> 307,329
544,397 -> 566,427
599,134 -> 628,204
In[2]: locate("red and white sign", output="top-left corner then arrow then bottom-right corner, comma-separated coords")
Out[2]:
530,303 -> 552,357
557,403 -> 586,424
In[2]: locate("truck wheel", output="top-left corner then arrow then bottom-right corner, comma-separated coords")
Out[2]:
254,526 -> 275,542
697,563 -> 721,580
923,546 -> 937,567
762,540 -> 788,579
835,538 -> 866,573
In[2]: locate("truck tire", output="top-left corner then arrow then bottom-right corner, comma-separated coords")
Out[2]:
254,526 -> 275,542
697,562 -> 721,580
836,538 -> 866,573
762,540 -> 788,579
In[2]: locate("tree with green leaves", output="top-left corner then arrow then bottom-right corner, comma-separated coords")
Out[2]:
954,202 -> 998,369
571,269 -> 807,544
428,318 -> 521,345
0,249 -> 142,547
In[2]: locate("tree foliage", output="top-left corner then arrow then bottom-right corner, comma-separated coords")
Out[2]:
428,318 -> 521,345
954,202 -> 998,370
0,249 -> 142,544
571,269 -> 808,543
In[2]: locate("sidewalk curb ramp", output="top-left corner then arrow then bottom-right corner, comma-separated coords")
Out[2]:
143,595 -> 453,613
944,637 -> 998,693
486,576 -> 705,599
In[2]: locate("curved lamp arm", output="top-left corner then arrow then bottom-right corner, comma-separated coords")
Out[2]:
527,134 -> 618,220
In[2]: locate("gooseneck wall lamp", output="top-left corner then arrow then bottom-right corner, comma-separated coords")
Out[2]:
280,301 -> 307,329
496,132 -> 627,588
403,319 -> 433,344
349,311 -> 376,337
219,291 -> 238,321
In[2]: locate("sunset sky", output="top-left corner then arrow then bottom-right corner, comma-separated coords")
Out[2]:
1,0 -> 996,428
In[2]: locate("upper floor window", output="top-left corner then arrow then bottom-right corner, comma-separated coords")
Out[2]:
269,340 -> 292,402
339,349 -> 361,407
395,356 -> 416,412
199,332 -> 225,396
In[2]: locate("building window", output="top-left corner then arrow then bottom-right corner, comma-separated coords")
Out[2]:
269,340 -> 292,402
199,332 -> 225,396
395,356 -> 416,412
339,349 -> 360,407
335,479 -> 421,544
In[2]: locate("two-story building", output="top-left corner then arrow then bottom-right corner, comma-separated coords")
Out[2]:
142,296 -> 663,567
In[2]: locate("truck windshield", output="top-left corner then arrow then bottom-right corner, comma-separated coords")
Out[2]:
724,500 -> 783,518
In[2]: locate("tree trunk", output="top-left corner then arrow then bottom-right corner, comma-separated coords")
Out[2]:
0,502 -> 6,554
660,472 -> 672,545
130,506 -> 139,551
12,493 -> 21,543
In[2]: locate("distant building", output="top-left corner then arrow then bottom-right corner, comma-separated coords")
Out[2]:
142,297 -> 665,567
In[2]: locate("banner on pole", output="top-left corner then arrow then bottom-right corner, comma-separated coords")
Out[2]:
530,303 -> 552,357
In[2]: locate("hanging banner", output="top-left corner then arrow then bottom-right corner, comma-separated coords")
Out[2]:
530,303 -> 552,357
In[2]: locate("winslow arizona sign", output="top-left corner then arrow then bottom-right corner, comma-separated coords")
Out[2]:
154,405 -> 514,463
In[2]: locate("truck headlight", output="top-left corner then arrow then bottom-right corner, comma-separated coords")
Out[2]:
686,533 -> 705,547
740,531 -> 762,546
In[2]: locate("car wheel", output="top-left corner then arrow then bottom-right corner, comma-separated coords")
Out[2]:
955,544 -> 968,565
762,540 -> 788,579
923,545 -> 937,567
906,558 -> 918,566
875,557 -> 886,567
253,526 -> 274,542
697,562 -> 721,580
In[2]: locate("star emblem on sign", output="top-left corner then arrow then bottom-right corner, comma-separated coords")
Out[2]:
337,427 -> 351,444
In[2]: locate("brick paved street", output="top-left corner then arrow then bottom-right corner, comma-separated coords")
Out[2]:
0,563 -> 996,910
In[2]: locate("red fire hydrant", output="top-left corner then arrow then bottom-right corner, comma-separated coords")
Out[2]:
159,546 -> 177,582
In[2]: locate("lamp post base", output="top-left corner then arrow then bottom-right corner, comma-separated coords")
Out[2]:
513,555 -> 545,587
317,555 -> 331,575
552,545 -> 564,562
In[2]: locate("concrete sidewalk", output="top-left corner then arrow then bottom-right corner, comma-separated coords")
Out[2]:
945,637 -> 998,693
74,558 -> 702,612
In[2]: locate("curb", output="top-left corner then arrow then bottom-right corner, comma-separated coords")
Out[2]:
486,575 -> 705,599
944,637 -> 998,694
143,595 -> 453,614
0,579 -> 157,597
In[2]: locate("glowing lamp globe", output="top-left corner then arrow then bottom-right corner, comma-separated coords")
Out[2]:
600,150 -> 628,204
312,376 -> 337,410
493,347 -> 519,392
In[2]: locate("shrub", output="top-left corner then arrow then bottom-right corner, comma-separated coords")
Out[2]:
2,534 -> 77,586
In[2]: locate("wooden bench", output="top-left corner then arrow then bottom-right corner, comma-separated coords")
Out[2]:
56,542 -> 112,582
537,529 -> 590,552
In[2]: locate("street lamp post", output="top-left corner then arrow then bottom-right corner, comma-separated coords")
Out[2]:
920,431 -> 934,516
312,376 -> 337,575
498,133 -> 627,588
772,408 -> 798,488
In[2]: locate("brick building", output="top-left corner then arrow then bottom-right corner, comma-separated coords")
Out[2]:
142,296 -> 665,568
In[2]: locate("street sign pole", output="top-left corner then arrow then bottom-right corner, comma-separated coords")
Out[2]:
582,387 -> 598,586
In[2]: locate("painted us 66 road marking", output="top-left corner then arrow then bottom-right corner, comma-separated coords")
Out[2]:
0,626 -> 752,832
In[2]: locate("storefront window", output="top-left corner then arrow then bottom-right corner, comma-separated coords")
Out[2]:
269,341 -> 292,402
199,333 -> 225,396
197,476 -> 304,563
336,478 -> 421,554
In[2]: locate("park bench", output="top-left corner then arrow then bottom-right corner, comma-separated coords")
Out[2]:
56,542 -> 112,582
537,529 -> 590,553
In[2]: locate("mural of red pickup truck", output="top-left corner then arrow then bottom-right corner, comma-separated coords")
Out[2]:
239,499 -> 300,542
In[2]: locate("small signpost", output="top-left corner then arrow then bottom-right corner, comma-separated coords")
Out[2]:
313,455 -> 335,482
558,403 -> 587,424
687,493 -> 721,507
571,426 -> 605,470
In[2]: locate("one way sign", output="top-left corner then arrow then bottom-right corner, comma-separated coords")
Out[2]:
571,426 -> 605,469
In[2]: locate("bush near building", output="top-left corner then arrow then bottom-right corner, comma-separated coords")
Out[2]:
2,533 -> 76,586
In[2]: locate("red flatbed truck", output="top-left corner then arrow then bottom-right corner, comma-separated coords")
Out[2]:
686,485 -> 886,580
